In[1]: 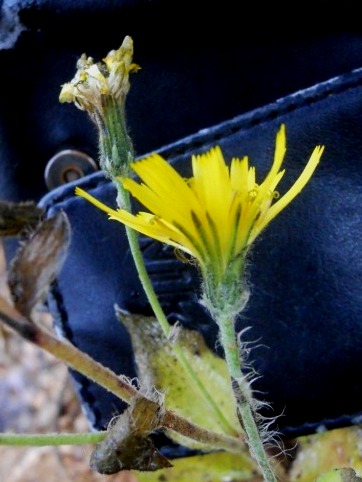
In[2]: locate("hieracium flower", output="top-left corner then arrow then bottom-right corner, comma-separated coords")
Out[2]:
76,124 -> 324,316
60,35 -> 140,178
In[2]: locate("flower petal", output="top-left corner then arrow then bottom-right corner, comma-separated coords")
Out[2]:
249,144 -> 324,244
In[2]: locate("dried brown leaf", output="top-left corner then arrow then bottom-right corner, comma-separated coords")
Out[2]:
8,212 -> 71,317
0,200 -> 44,237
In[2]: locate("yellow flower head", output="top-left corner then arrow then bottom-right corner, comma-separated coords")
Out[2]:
76,125 -> 324,283
59,35 -> 140,114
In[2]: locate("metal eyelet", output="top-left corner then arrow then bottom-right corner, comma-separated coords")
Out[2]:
44,149 -> 98,190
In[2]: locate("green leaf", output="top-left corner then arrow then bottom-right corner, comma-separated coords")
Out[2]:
289,426 -> 362,482
117,310 -> 241,449
315,468 -> 362,482
135,451 -> 259,482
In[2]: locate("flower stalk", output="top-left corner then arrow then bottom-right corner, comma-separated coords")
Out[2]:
202,261 -> 277,480
217,312 -> 277,482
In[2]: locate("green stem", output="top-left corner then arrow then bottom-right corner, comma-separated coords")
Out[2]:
0,432 -> 106,446
115,184 -> 236,437
217,313 -> 277,482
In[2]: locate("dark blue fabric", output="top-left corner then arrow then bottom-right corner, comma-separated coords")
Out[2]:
40,67 -> 362,452
1,1 -> 362,201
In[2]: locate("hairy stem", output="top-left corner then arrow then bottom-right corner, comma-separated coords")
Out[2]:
217,312 -> 277,482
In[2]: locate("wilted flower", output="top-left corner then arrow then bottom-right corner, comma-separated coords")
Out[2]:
59,35 -> 140,115
59,35 -> 140,178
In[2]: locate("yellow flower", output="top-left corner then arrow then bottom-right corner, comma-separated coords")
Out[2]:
76,124 -> 324,282
59,35 -> 140,114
